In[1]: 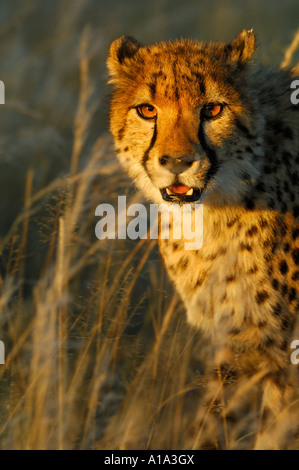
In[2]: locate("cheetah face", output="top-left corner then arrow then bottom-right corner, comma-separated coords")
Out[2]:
107,31 -> 265,207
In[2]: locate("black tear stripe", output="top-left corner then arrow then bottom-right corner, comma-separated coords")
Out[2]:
142,122 -> 158,171
198,120 -> 218,183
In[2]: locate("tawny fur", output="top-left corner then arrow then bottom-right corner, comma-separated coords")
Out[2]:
107,30 -> 299,449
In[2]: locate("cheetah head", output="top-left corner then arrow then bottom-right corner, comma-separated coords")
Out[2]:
107,30 -> 265,207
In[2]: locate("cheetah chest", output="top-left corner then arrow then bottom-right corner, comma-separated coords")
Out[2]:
159,209 -> 276,336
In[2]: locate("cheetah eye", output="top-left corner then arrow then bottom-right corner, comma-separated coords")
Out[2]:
202,103 -> 223,118
137,104 -> 157,119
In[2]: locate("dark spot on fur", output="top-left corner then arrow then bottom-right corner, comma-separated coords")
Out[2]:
221,292 -> 227,302
227,218 -> 237,228
179,257 -> 189,270
293,206 -> 299,218
118,126 -> 126,140
149,82 -> 156,99
281,340 -> 289,351
282,151 -> 292,161
267,198 -> 275,209
264,336 -> 274,347
240,242 -> 252,252
195,276 -> 205,288
292,228 -> 299,240
264,252 -> 271,262
248,265 -> 258,274
244,197 -> 255,210
270,119 -> 283,134
229,328 -> 241,335
152,70 -> 164,78
291,172 -> 298,185
280,222 -> 287,237
283,127 -> 294,139
206,253 -> 217,261
279,260 -> 289,275
256,182 -> 266,192
292,248 -> 299,265
246,225 -> 258,237
289,288 -> 296,302
199,80 -> 206,95
257,321 -> 268,328
272,303 -> 282,315
260,219 -> 268,228
281,283 -> 288,296
263,165 -> 273,175
256,290 -> 270,304
268,266 -> 273,276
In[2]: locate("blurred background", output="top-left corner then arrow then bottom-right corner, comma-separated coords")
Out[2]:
0,0 -> 298,450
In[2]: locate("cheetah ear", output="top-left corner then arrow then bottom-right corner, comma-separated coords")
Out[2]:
107,35 -> 143,82
226,29 -> 256,64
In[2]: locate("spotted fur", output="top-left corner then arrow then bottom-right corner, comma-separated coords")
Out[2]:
107,30 -> 299,449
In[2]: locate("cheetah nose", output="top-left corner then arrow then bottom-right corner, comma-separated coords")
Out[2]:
159,154 -> 195,173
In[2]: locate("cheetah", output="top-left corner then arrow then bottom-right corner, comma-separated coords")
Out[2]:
107,30 -> 299,449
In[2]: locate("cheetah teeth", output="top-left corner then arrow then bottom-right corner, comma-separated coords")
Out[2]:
166,188 -> 194,196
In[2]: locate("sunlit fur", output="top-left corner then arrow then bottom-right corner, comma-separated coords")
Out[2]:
107,30 -> 299,449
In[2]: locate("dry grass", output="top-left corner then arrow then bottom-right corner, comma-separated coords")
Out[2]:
281,28 -> 299,69
0,21 -> 205,449
0,140 -> 206,449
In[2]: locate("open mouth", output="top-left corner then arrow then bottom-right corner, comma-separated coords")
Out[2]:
160,184 -> 202,203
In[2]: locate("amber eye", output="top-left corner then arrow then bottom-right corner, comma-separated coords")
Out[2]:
203,103 -> 223,118
137,104 -> 157,119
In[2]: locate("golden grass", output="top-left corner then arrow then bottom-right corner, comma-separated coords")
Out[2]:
0,26 -> 203,449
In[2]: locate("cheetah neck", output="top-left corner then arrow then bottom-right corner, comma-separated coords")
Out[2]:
159,204 -> 281,335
